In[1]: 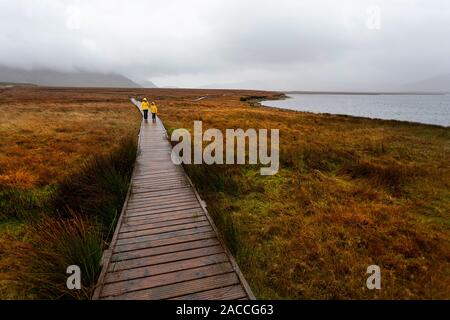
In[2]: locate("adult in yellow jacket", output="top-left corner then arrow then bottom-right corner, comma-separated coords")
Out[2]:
141,98 -> 150,120
150,102 -> 158,123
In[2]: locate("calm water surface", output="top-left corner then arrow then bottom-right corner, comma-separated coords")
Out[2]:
261,94 -> 450,127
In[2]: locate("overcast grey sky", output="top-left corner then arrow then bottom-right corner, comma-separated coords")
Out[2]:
1,0 -> 449,90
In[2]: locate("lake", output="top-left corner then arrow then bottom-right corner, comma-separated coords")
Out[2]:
261,94 -> 450,127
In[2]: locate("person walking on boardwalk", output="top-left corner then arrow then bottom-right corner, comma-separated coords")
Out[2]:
141,98 -> 150,120
150,101 -> 158,123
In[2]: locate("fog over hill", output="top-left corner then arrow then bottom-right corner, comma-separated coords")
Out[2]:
0,65 -> 144,88
401,74 -> 450,93
199,74 -> 450,93
1,2 -> 450,90
138,80 -> 158,88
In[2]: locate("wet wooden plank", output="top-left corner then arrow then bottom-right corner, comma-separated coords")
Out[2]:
119,216 -> 208,233
128,193 -> 196,204
132,181 -> 191,189
131,186 -> 193,195
93,106 -> 254,300
102,273 -> 240,300
122,209 -> 205,224
111,238 -> 220,262
119,220 -> 211,239
111,238 -> 220,261
113,231 -> 218,253
102,263 -> 234,297
128,194 -> 195,204
106,254 -> 229,284
115,226 -> 214,246
127,196 -> 197,209
128,191 -> 195,202
109,245 -> 225,272
171,285 -> 248,300
125,200 -> 201,213
132,176 -> 188,183
125,204 -> 203,217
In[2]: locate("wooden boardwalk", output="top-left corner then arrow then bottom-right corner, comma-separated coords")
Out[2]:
93,101 -> 254,300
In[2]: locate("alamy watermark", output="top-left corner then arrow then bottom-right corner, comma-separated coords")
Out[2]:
366,265 -> 381,290
366,5 -> 382,30
170,121 -> 280,175
66,265 -> 81,290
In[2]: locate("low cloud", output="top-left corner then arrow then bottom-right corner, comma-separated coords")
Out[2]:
1,0 -> 449,90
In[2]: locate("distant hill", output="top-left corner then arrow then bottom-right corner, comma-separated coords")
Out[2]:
402,74 -> 450,93
0,66 -> 142,88
138,80 -> 158,88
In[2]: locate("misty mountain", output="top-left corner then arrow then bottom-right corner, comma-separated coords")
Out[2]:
0,66 -> 142,88
138,80 -> 158,88
401,74 -> 450,93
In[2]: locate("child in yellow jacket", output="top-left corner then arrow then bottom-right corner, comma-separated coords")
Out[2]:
150,102 -> 158,123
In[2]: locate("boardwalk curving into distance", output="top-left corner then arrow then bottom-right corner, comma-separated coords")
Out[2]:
93,99 -> 254,300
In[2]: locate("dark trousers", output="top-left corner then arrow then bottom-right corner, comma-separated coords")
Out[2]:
143,110 -> 148,120
152,113 -> 156,122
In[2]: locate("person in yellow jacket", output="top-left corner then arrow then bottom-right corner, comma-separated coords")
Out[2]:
141,98 -> 150,120
150,102 -> 158,123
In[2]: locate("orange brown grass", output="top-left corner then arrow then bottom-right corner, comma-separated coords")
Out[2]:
0,93 -> 140,188
154,90 -> 450,299
0,87 -> 141,298
1,86 -> 449,299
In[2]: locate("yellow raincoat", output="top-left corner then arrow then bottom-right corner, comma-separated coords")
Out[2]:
141,101 -> 150,111
150,103 -> 158,114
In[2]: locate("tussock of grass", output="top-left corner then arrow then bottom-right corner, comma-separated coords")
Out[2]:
0,186 -> 55,221
341,158 -> 423,194
17,213 -> 103,299
53,135 -> 137,232
185,164 -> 241,195
281,144 -> 357,173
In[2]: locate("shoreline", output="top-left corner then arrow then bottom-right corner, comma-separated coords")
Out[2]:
255,94 -> 450,128
284,90 -> 448,95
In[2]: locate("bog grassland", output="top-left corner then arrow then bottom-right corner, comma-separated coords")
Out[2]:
158,90 -> 450,299
0,87 -> 141,299
0,87 -> 448,299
